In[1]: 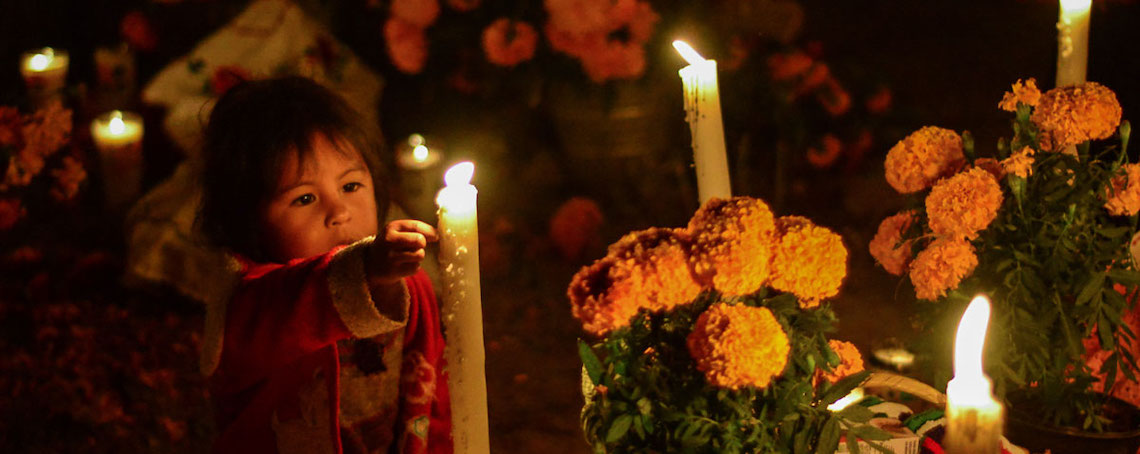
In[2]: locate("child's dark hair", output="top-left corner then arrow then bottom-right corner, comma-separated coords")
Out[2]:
198,76 -> 389,261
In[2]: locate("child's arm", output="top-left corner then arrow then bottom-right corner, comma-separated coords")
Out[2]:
365,220 -> 439,293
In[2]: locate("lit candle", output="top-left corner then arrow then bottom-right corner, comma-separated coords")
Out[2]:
94,43 -> 137,92
674,40 -> 732,204
20,47 -> 70,107
944,295 -> 1004,454
91,110 -> 145,212
397,134 -> 445,221
435,162 -> 489,454
1056,0 -> 1091,87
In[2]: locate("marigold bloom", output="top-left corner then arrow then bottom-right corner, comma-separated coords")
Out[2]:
544,0 -> 657,83
807,134 -> 843,169
384,18 -> 428,74
1105,163 -> 1140,216
687,303 -> 789,390
446,0 -> 480,11
482,19 -> 538,67
998,78 -> 1041,112
50,156 -> 87,202
884,126 -> 965,194
549,197 -> 604,261
926,167 -> 1003,240
578,40 -> 647,83
686,197 -> 776,296
868,211 -> 917,276
0,198 -> 24,230
390,0 -> 440,28
767,51 -> 813,81
544,0 -> 610,36
818,78 -> 851,117
568,228 -> 701,335
866,87 -> 892,114
817,340 -> 865,384
0,106 -> 21,147
909,237 -> 978,301
768,216 -> 847,307
1002,147 -> 1036,179
1031,81 -> 1122,151
21,101 -> 71,159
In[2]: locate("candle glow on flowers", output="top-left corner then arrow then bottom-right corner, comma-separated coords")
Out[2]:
868,211 -> 917,276
686,303 -> 790,390
925,167 -> 1004,240
909,237 -> 979,301
998,78 -> 1042,112
686,197 -> 776,296
768,216 -> 847,308
1105,163 -> 1140,216
884,126 -> 966,194
816,339 -> 865,385
1031,81 -> 1122,151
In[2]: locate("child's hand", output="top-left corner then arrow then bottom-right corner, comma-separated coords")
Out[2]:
367,220 -> 439,286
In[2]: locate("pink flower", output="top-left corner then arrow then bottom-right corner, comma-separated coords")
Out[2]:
482,19 -> 538,67
391,0 -> 440,28
385,18 -> 429,74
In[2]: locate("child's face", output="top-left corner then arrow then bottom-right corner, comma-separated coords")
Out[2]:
259,134 -> 379,262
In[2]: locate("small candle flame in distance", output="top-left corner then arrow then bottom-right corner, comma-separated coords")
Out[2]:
413,145 -> 430,163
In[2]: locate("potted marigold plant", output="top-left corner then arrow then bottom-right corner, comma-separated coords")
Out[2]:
869,79 -> 1140,451
570,196 -> 892,453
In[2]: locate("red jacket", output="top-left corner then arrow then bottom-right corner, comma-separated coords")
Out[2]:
201,240 -> 452,454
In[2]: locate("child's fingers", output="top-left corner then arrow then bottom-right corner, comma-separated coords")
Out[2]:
385,230 -> 428,250
390,261 -> 422,278
388,220 -> 439,242
389,249 -> 426,263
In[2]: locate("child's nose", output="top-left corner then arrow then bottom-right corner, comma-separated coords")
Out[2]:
326,198 -> 351,227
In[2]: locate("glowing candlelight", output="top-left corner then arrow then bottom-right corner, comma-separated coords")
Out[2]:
1056,0 -> 1091,86
674,39 -> 732,203
827,387 -> 865,412
944,295 -> 1004,454
91,110 -> 144,212
436,162 -> 489,454
20,48 -> 69,107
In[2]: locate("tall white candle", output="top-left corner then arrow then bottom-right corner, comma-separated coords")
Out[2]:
674,40 -> 732,204
1056,0 -> 1091,87
20,47 -> 69,107
944,295 -> 1004,454
91,110 -> 144,212
435,162 -> 490,454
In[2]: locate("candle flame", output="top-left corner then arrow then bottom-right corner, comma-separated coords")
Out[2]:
108,113 -> 126,135
29,54 -> 50,71
954,295 -> 992,380
1060,0 -> 1092,13
444,161 -> 475,187
413,145 -> 430,163
673,40 -> 706,66
408,133 -> 425,147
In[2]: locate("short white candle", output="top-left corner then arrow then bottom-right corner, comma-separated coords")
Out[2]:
944,295 -> 1004,454
674,40 -> 732,204
435,162 -> 489,454
20,48 -> 69,107
1056,0 -> 1091,87
91,110 -> 144,212
397,134 -> 445,221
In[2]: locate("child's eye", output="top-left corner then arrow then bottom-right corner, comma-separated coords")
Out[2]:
343,182 -> 364,192
291,194 -> 316,206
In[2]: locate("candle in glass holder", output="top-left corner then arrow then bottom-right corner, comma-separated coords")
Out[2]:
397,134 -> 445,221
435,162 -> 489,454
674,40 -> 732,204
944,295 -> 1004,454
91,110 -> 144,212
1056,0 -> 1091,87
20,47 -> 69,107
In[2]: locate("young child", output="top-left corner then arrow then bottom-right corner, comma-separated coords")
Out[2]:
196,76 -> 451,454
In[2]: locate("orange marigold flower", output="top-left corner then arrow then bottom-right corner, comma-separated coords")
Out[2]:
884,126 -> 965,194
866,86 -> 892,114
807,134 -> 843,169
578,40 -> 648,83
447,0 -> 480,11
998,78 -> 1041,112
868,210 -> 917,276
50,155 -> 87,202
818,78 -> 851,117
686,197 -> 776,296
549,197 -> 604,262
1031,81 -> 1122,151
817,339 -> 865,384
1001,147 -> 1036,179
0,106 -> 21,147
926,167 -> 1003,240
1105,163 -> 1140,216
391,0 -> 440,28
973,157 -> 1005,180
568,228 -> 701,335
482,19 -> 538,67
384,18 -> 428,74
21,101 -> 71,159
687,303 -> 789,390
544,0 -> 611,37
909,237 -> 978,301
768,216 -> 847,307
0,198 -> 24,230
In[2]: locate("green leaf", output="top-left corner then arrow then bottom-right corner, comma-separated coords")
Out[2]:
1077,273 -> 1107,306
579,339 -> 603,385
605,414 -> 634,443
837,404 -> 875,423
1109,268 -> 1140,286
814,418 -> 841,454
849,424 -> 893,442
820,370 -> 871,406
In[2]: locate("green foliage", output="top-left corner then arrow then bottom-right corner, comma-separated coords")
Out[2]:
911,102 -> 1138,431
580,290 -> 889,453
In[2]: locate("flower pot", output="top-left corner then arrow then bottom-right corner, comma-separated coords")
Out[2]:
1005,393 -> 1140,454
